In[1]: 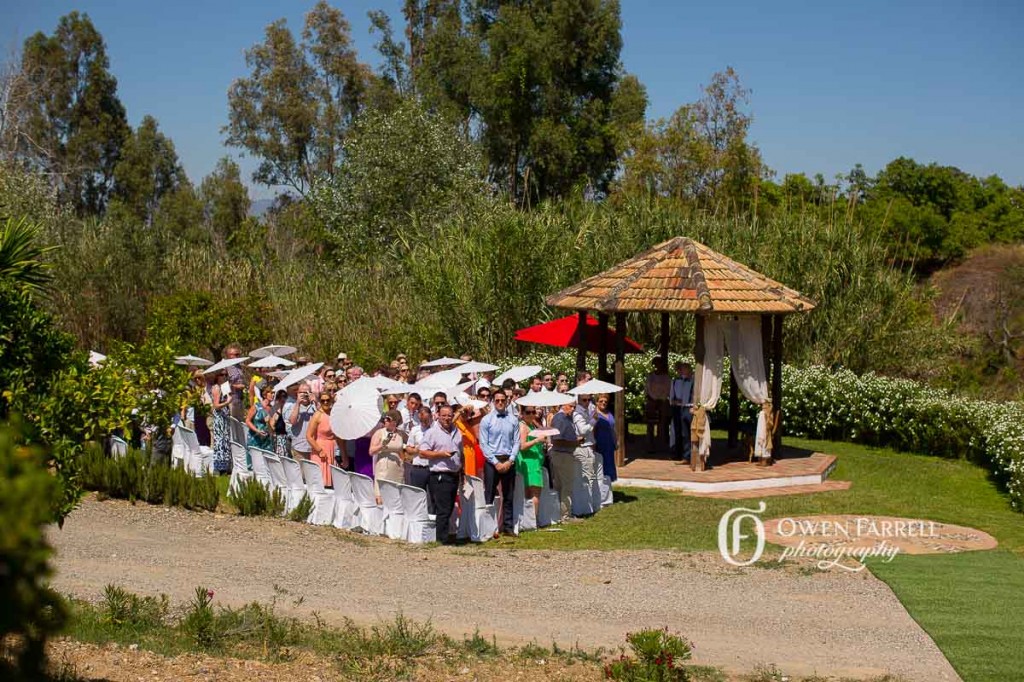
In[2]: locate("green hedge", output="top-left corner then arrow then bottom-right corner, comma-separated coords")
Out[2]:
497,349 -> 1024,511
80,446 -> 219,512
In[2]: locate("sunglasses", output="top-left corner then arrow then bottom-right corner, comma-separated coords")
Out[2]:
523,409 -> 537,415
494,397 -> 507,403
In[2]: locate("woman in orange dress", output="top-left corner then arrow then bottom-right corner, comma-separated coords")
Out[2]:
454,404 -> 486,478
307,391 -> 342,486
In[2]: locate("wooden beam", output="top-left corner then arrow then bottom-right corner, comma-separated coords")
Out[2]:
659,312 -> 670,368
598,312 -> 609,381
614,312 -> 627,467
692,315 -> 706,472
771,314 -> 784,455
576,310 -> 587,373
728,370 -> 739,449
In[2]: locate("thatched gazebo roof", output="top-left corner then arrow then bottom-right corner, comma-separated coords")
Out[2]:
545,237 -> 816,315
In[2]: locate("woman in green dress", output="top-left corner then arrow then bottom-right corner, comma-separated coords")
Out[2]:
517,406 -> 549,518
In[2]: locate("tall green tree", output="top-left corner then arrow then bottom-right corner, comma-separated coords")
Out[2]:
399,0 -> 641,201
199,157 -> 251,248
10,12 -> 129,215
224,1 -> 373,195
615,68 -> 765,209
110,115 -> 187,224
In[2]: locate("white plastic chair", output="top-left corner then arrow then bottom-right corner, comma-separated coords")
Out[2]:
458,475 -> 497,542
513,472 -> 537,534
330,466 -> 360,531
177,426 -> 203,476
280,456 -> 309,514
600,475 -> 614,507
228,441 -> 252,495
110,435 -> 129,459
571,456 -> 596,517
228,416 -> 247,446
261,452 -> 289,508
249,446 -> 273,490
378,479 -> 407,541
399,484 -> 436,544
349,472 -> 385,535
171,426 -> 185,467
299,459 -> 336,526
537,468 -> 561,527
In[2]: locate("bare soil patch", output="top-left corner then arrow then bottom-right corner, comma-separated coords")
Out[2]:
48,497 -> 961,681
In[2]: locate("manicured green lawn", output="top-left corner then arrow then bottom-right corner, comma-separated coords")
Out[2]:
509,435 -> 1024,555
870,551 -> 1024,682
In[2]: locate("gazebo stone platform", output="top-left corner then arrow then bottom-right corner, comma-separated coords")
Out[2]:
614,436 -> 838,494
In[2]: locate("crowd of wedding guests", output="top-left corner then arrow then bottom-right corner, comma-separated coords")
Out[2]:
176,346 -> 621,544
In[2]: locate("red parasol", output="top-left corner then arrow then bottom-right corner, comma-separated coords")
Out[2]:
514,314 -> 644,353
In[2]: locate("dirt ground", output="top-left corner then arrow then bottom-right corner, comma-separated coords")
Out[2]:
48,497 -> 961,681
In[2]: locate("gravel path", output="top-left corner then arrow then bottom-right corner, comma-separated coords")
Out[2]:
49,498 -> 960,681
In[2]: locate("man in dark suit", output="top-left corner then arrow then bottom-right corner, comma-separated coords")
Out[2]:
670,362 -> 694,462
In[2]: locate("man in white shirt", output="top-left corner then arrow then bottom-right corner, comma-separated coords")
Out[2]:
404,405 -> 433,510
670,362 -> 695,462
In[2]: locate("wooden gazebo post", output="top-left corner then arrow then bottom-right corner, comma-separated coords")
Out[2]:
598,313 -> 609,381
614,313 -> 627,467
575,310 -> 587,374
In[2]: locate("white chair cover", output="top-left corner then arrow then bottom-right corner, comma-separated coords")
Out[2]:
537,468 -> 561,527
171,426 -> 185,467
280,456 -> 309,514
110,435 -> 128,459
249,446 -> 273,490
177,426 -> 204,476
228,416 -> 247,446
299,459 -> 335,525
458,475 -> 497,542
349,472 -> 385,535
261,452 -> 289,510
378,479 -> 407,540
398,484 -> 436,544
600,475 -> 614,507
590,448 -> 605,512
228,441 -> 252,495
571,456 -> 596,517
330,466 -> 360,531
512,472 -> 537,534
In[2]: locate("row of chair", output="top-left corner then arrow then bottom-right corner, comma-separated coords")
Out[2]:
169,422 -> 613,543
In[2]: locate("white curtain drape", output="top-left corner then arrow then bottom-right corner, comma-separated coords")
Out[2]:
724,316 -> 773,459
693,318 -> 725,459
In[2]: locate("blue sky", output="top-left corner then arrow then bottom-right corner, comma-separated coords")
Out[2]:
4,1 -> 1023,199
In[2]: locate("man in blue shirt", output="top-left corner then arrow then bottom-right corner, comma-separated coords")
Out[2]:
670,362 -> 695,462
478,389 -> 520,535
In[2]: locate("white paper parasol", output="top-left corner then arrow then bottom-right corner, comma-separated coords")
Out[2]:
457,361 -> 499,374
493,365 -> 543,385
515,390 -> 575,407
250,344 -> 298,359
174,354 -> 213,366
204,356 -> 249,374
247,354 -> 296,369
273,362 -> 324,393
569,379 -> 624,395
421,356 -> 467,368
331,380 -> 383,439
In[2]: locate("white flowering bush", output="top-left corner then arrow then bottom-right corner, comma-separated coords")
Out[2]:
497,349 -> 1024,511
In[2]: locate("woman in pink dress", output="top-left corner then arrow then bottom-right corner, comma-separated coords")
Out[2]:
307,391 -> 343,487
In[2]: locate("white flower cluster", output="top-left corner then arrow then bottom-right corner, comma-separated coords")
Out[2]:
497,350 -> 1024,511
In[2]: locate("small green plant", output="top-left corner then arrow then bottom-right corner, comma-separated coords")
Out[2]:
181,586 -> 219,650
228,477 -> 285,516
101,584 -> 168,629
462,628 -> 499,657
605,628 -> 692,681
286,493 -> 314,522
749,663 -> 786,682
